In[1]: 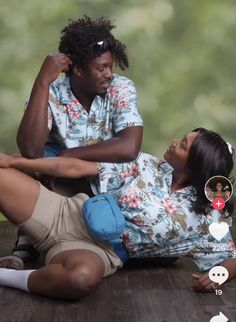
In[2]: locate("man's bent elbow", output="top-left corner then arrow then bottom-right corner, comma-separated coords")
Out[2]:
126,150 -> 139,162
18,143 -> 43,159
121,145 -> 140,162
116,126 -> 143,162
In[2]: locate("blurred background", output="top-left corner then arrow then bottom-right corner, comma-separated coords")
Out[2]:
0,0 -> 235,173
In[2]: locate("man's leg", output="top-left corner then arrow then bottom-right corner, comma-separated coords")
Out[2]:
0,168 -> 40,224
0,249 -> 105,300
13,176 -> 93,262
0,168 -> 41,267
0,168 -> 40,289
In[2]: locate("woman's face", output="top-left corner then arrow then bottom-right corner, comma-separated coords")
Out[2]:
164,132 -> 199,172
216,182 -> 223,191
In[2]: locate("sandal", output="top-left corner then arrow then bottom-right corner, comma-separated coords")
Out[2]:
0,255 -> 24,270
12,230 -> 40,263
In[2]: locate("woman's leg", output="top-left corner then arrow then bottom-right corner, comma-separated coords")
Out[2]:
29,249 -> 105,300
0,168 -> 40,224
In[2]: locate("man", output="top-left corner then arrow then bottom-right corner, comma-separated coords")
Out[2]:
6,16 -> 143,264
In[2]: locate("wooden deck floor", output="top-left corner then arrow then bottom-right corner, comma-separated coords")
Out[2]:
0,221 -> 236,322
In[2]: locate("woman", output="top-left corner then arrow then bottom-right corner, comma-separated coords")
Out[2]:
0,128 -> 235,300
213,181 -> 231,201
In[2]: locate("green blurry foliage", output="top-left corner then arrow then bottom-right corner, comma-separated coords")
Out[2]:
0,0 -> 235,163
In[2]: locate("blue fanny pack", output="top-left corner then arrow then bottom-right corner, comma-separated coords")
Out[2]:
82,194 -> 128,263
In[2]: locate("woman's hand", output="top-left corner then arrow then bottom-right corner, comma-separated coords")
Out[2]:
0,153 -> 15,168
192,273 -> 220,293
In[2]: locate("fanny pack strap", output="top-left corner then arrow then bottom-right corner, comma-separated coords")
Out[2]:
110,239 -> 129,263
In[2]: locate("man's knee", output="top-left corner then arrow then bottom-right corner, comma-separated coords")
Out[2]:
65,265 -> 101,299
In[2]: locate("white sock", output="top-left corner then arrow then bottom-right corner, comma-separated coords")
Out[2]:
0,268 -> 35,292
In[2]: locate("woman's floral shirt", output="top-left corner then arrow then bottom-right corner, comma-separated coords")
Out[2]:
93,153 -> 236,271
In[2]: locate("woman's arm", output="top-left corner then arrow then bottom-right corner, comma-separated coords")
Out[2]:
192,258 -> 236,292
0,153 -> 98,178
221,258 -> 236,279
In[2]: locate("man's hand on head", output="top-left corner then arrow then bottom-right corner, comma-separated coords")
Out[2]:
37,53 -> 72,85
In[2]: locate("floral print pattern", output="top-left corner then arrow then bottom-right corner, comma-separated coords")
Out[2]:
46,74 -> 143,148
94,153 -> 236,272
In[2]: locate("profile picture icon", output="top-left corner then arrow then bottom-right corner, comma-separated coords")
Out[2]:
204,175 -> 233,202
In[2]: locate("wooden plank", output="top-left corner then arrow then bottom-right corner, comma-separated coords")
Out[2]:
0,222 -> 236,322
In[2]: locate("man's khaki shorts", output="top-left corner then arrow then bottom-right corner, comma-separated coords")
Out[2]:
18,183 -> 122,277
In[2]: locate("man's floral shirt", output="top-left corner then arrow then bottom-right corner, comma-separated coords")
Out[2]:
46,74 -> 143,148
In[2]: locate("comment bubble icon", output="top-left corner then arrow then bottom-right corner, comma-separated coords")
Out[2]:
209,266 -> 229,285
210,312 -> 228,322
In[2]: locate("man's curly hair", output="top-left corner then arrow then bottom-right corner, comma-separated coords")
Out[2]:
59,16 -> 129,73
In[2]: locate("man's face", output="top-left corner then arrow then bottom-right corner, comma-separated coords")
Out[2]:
164,132 -> 199,172
78,51 -> 114,96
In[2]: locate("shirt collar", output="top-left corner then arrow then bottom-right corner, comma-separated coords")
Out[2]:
58,75 -> 110,107
160,161 -> 195,195
57,76 -> 72,105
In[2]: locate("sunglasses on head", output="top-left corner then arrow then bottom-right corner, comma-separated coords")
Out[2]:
89,38 -> 113,55
67,38 -> 113,63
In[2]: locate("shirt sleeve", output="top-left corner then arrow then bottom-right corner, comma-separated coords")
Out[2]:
111,77 -> 143,133
190,230 -> 236,272
93,153 -> 158,195
47,85 -> 57,131
95,159 -> 140,194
